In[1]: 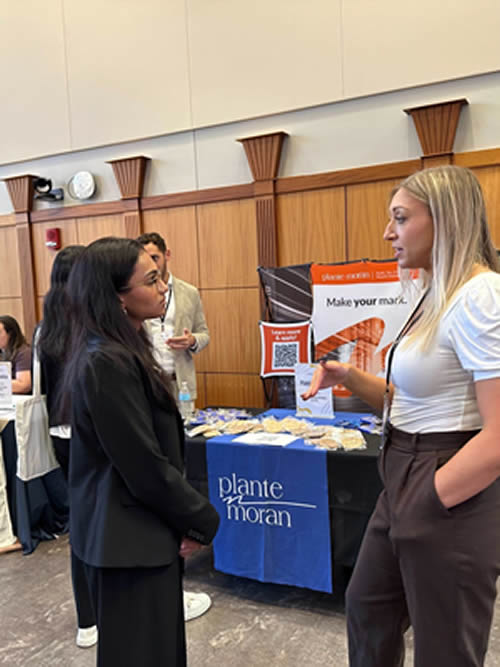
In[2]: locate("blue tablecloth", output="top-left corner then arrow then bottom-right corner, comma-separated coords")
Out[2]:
206,410 -> 379,592
207,434 -> 332,592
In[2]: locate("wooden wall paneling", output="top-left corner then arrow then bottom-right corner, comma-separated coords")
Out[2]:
0,214 -> 16,228
0,298 -> 24,332
0,225 -> 21,298
197,200 -> 258,289
473,166 -> 500,248
142,207 -> 199,286
123,211 -> 142,240
195,372 -> 207,408
422,155 -> 452,169
37,296 -> 45,322
276,188 -> 346,266
346,180 -> 402,261
454,148 -> 500,169
404,99 -> 468,158
15,215 -> 38,338
31,200 -> 136,223
107,156 -> 150,242
276,160 -> 421,195
196,288 -> 261,373
31,219 -> 79,296
205,373 -> 265,409
76,214 -> 127,246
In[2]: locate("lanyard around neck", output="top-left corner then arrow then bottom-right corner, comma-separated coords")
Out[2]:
384,289 -> 429,388
160,285 -> 173,327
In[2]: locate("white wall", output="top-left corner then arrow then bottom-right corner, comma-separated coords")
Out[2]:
1,70 -> 499,215
1,0 -> 499,166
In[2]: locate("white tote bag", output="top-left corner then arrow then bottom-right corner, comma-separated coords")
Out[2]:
15,334 -> 59,481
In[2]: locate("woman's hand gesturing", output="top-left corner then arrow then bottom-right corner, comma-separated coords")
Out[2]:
301,361 -> 351,399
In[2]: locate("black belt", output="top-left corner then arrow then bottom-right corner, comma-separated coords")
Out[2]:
387,424 -> 479,452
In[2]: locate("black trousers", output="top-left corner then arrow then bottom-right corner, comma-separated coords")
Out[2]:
84,558 -> 186,667
346,427 -> 500,667
51,436 -> 95,628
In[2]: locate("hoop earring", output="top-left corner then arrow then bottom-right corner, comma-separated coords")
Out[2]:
122,306 -> 128,315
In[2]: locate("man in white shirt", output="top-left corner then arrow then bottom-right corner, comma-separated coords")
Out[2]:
137,232 -> 212,622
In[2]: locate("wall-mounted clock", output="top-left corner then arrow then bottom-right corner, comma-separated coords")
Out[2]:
67,171 -> 96,200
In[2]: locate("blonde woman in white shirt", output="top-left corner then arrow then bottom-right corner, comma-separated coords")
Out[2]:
303,165 -> 500,667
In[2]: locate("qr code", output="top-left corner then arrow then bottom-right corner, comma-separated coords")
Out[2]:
272,341 -> 299,369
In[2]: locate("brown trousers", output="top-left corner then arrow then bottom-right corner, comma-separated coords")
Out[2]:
346,426 -> 500,667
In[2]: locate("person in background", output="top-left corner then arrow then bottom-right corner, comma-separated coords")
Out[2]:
303,166 -> 500,667
0,315 -> 31,394
37,244 -> 97,649
137,231 -> 212,622
61,237 -> 219,667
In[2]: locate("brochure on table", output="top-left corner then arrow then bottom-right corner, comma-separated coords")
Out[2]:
0,362 -> 12,410
294,362 -> 334,419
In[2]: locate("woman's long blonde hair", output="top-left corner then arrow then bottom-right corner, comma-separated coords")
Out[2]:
395,165 -> 499,349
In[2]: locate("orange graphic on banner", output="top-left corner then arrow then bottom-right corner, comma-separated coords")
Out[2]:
315,319 -> 392,397
310,261 -> 401,286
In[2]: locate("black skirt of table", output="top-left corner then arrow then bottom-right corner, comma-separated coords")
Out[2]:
184,426 -> 383,596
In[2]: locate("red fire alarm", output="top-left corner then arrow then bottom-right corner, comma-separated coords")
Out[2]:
45,228 -> 61,250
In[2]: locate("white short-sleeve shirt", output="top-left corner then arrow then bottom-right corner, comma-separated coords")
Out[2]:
390,272 -> 500,433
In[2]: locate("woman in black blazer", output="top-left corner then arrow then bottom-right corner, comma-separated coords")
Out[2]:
62,237 -> 220,667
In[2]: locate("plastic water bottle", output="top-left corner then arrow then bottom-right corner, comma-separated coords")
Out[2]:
178,381 -> 194,424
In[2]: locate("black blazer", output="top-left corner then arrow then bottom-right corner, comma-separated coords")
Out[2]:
69,341 -> 219,568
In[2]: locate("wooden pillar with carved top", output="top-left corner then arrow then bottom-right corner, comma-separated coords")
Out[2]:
237,132 -> 288,269
238,132 -> 288,407
404,98 -> 468,168
3,174 -> 38,337
107,156 -> 151,239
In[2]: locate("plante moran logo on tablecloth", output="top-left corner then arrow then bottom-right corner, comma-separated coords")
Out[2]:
218,473 -> 317,528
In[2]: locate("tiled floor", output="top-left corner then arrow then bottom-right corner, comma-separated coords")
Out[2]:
1,535 -> 499,666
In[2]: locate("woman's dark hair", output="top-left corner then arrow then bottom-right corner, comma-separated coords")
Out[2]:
61,237 -> 174,416
0,315 -> 27,362
38,245 -> 85,363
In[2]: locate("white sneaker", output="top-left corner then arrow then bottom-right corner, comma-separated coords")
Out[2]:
76,625 -> 98,648
183,591 -> 212,621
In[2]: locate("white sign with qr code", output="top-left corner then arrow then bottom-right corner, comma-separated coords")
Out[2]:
272,341 -> 299,370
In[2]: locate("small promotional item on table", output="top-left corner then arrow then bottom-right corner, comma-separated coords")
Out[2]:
294,363 -> 334,419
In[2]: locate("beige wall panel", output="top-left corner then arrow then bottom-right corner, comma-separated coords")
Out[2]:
0,214 -> 15,228
277,189 -> 346,266
0,298 -> 24,331
0,3 -> 70,164
65,0 -> 191,149
37,296 -> 45,323
0,225 -> 21,298
197,288 -> 261,373
188,0 -> 343,127
346,180 -> 401,261
195,372 -> 207,409
343,0 -> 500,100
142,208 -> 199,286
473,167 -> 500,249
76,215 -> 126,246
198,200 -> 258,289
205,373 -> 265,409
31,220 -> 79,296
